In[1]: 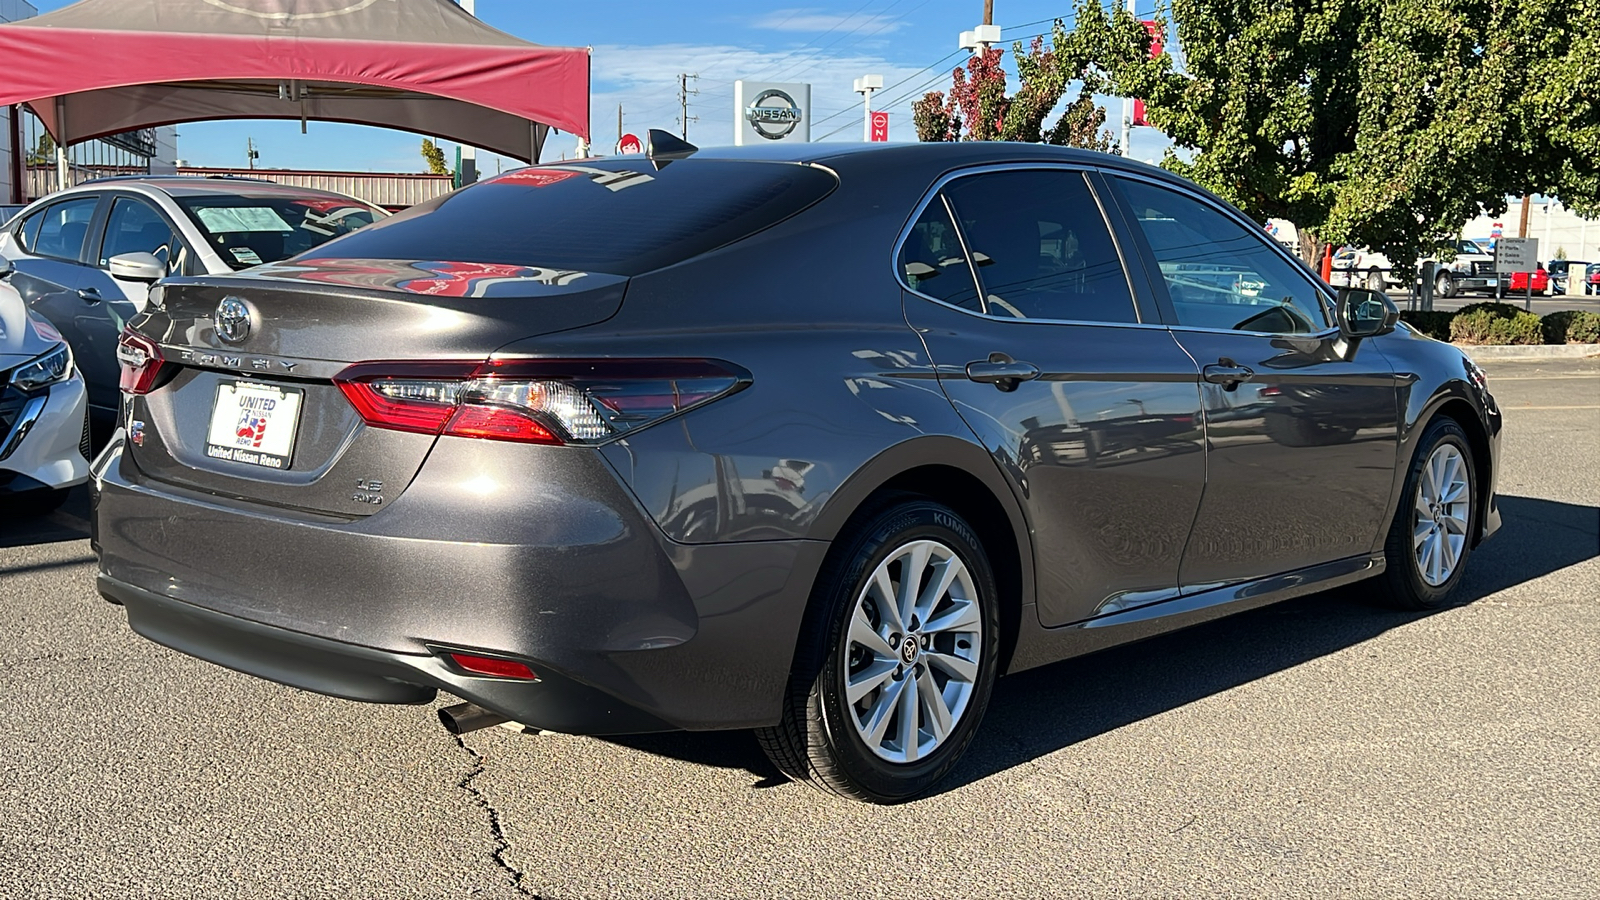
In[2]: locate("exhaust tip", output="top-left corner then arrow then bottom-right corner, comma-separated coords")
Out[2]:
438,702 -> 510,736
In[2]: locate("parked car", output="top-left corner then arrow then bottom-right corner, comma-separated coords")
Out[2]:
0,176 -> 385,441
1500,265 -> 1550,297
1546,259 -> 1583,294
1588,263 -> 1600,295
1,255 -> 90,514
95,139 -> 1502,803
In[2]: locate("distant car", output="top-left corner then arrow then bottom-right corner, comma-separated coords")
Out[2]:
1588,263 -> 1600,295
0,254 -> 90,514
0,176 -> 385,439
1500,266 -> 1550,297
1427,239 -> 1500,298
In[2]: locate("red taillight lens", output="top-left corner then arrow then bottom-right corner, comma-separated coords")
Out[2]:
116,330 -> 168,395
334,358 -> 749,445
447,652 -> 540,681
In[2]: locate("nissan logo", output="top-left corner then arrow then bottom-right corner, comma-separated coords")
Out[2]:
215,297 -> 251,344
744,89 -> 803,140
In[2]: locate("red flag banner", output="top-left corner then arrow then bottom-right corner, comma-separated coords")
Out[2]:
1132,20 -> 1165,127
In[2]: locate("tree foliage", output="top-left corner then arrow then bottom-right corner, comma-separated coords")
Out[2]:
420,138 -> 449,176
1060,0 -> 1600,266
914,27 -> 1119,153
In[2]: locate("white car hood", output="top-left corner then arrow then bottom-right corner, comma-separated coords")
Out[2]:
1,277 -> 60,365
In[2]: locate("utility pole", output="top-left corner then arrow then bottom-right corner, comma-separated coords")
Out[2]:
617,104 -> 623,151
678,74 -> 699,140
246,136 -> 259,170
983,0 -> 993,25
1119,0 -> 1135,157
1518,193 -> 1532,238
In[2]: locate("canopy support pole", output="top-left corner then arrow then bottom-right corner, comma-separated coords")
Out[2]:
54,97 -> 68,191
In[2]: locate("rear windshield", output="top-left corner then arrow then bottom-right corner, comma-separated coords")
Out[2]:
177,195 -> 385,270
295,160 -> 838,277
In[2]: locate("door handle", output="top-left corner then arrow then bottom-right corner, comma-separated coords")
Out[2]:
77,287 -> 102,304
965,353 -> 1041,392
1202,359 -> 1254,391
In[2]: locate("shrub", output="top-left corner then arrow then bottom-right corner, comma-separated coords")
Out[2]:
1400,310 -> 1454,340
1452,308 -> 1543,344
1540,310 -> 1600,344
1453,301 -> 1525,319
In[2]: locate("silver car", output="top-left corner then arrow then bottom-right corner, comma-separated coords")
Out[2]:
0,177 -> 384,439
1,254 -> 89,512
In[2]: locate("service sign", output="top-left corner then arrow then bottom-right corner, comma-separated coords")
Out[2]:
1495,237 -> 1538,273
734,81 -> 811,146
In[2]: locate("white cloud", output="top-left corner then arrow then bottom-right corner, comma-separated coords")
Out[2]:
753,9 -> 907,34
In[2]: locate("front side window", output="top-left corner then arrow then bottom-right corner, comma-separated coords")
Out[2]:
1115,178 -> 1327,334
942,170 -> 1138,323
100,198 -> 184,274
29,197 -> 99,262
177,195 -> 384,270
898,197 -> 981,311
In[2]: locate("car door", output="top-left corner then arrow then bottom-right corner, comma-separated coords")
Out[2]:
1104,174 -> 1401,589
902,166 -> 1208,628
90,194 -> 191,310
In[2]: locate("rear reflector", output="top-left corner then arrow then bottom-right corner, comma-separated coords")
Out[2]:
447,652 -> 540,681
334,358 -> 749,445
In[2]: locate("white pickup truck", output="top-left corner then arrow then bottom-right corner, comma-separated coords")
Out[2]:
1333,239 -> 1498,298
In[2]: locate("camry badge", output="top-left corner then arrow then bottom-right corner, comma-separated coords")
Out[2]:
215,297 -> 251,344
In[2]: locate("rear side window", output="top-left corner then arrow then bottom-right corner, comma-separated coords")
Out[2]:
899,198 -> 981,311
942,169 -> 1138,323
298,160 -> 838,277
27,197 -> 99,261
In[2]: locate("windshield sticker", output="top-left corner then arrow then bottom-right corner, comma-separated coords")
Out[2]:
196,207 -> 295,234
492,165 -> 654,192
229,247 -> 265,266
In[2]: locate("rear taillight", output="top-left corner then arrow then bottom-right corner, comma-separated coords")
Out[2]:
333,358 -> 749,445
116,330 -> 168,395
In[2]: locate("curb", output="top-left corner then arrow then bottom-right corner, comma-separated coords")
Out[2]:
1453,343 -> 1600,361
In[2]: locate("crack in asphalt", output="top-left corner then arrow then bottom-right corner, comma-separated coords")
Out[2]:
452,735 -> 538,898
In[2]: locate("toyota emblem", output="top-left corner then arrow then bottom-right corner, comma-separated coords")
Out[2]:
215,297 -> 252,344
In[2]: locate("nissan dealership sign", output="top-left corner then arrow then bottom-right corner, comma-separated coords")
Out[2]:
734,81 -> 811,145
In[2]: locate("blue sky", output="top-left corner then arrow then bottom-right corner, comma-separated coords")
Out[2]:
29,0 -> 1173,172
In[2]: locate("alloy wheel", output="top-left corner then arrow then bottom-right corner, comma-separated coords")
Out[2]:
1412,444 -> 1472,587
841,539 -> 982,764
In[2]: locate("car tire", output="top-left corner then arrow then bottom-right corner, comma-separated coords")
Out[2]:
756,496 -> 1000,803
1434,271 -> 1455,299
1366,268 -> 1385,292
1371,417 -> 1477,610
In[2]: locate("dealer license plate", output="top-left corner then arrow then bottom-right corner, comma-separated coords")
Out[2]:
204,381 -> 303,470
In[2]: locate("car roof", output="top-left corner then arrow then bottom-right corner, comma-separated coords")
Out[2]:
56,175 -> 375,204
672,140 -> 1175,178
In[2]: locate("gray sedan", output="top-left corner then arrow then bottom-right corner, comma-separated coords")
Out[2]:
93,137 -> 1501,803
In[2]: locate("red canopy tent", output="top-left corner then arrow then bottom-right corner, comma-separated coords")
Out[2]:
0,0 -> 589,165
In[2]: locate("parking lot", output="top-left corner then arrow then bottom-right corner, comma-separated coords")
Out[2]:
1,356 -> 1596,899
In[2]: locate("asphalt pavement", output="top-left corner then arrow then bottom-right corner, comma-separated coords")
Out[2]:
1,358 -> 1596,899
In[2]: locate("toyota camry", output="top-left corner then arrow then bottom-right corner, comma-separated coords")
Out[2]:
93,136 -> 1501,803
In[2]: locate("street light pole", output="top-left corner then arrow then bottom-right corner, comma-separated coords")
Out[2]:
1119,0 -> 1134,156
457,0 -> 479,182
854,75 -> 883,141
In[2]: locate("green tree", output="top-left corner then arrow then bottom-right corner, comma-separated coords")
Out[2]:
1060,0 -> 1599,267
914,27 -> 1119,153
421,138 -> 449,176
25,132 -> 56,167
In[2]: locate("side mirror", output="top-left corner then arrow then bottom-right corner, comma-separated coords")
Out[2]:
108,252 -> 166,284
0,254 -> 13,280
1335,288 -> 1399,339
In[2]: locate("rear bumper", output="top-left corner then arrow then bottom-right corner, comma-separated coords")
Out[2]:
99,572 -> 678,734
93,434 -> 828,733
